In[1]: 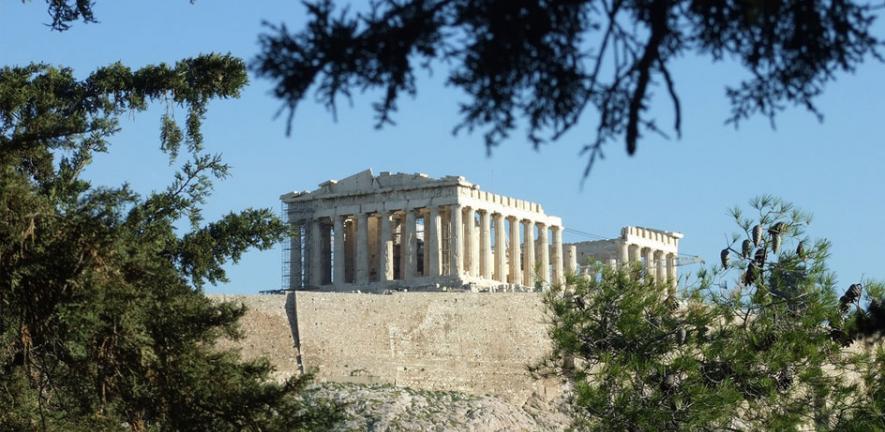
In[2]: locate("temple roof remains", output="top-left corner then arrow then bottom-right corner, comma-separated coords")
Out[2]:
281,169 -> 470,202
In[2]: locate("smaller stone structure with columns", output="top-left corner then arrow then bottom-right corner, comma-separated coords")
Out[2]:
571,226 -> 683,287
281,169 -> 565,292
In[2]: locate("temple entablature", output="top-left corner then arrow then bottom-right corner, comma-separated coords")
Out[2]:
621,226 -> 683,255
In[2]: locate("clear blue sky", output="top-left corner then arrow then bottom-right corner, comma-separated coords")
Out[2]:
3,1 -> 884,294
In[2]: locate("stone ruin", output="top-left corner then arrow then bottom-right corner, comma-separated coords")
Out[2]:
280,169 -> 684,291
572,226 -> 683,287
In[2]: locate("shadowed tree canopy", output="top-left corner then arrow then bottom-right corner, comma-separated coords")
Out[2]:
248,0 -> 883,175
34,0 -> 195,31
4,4 -> 345,430
36,0 -> 96,30
0,48 -> 339,431
36,0 -> 885,173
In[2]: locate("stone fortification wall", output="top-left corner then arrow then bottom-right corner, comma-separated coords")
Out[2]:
212,294 -> 301,383
213,292 -> 560,404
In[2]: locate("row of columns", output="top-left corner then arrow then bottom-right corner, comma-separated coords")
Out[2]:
618,242 -> 678,286
289,205 -> 565,289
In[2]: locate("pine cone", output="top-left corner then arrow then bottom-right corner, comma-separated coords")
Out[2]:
771,235 -> 782,253
845,284 -> 862,303
769,222 -> 787,236
754,248 -> 766,266
752,224 -> 763,246
744,262 -> 758,285
741,239 -> 752,258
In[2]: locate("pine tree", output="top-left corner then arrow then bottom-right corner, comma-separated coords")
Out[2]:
251,1 -> 882,174
0,57 -> 339,430
541,196 -> 884,430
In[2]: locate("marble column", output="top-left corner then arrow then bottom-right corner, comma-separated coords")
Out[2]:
344,218 -> 355,282
465,207 -> 478,277
644,248 -> 656,282
538,223 -> 549,284
629,244 -> 642,263
508,216 -> 522,285
309,219 -> 323,287
289,223 -> 302,289
367,216 -> 379,281
479,210 -> 492,279
552,225 -> 564,286
471,214 -> 480,278
333,215 -> 346,287
403,210 -> 417,281
667,253 -> 677,288
523,220 -> 535,288
379,212 -> 393,282
449,205 -> 463,276
421,210 -> 430,276
566,244 -> 577,276
356,213 -> 369,284
493,213 -> 506,282
620,242 -> 629,266
655,250 -> 666,284
394,214 -> 404,280
427,206 -> 441,277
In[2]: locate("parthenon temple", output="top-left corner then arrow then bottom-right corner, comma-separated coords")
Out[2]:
281,169 -> 682,291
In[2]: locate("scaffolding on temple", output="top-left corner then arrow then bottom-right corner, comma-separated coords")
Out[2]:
277,202 -> 308,292
281,204 -> 291,291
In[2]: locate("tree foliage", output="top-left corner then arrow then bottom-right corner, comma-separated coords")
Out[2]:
34,1 -> 884,175
0,56 -> 338,430
252,0 -> 883,175
541,197 -> 884,430
32,0 -> 196,31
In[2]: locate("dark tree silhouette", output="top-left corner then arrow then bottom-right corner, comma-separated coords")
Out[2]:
0,55 -> 340,432
7,3 -> 343,430
250,0 -> 883,174
36,0 -> 885,173
34,0 -> 96,30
